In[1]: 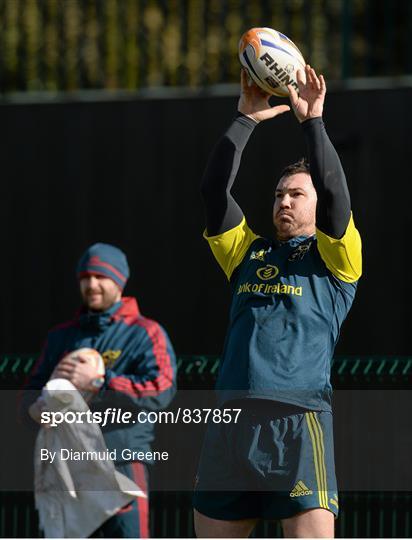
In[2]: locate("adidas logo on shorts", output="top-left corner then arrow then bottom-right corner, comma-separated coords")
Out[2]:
290,480 -> 314,497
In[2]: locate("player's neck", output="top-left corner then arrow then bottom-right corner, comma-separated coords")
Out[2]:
276,227 -> 315,243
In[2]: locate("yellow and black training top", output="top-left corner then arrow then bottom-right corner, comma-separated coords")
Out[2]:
201,115 -> 362,411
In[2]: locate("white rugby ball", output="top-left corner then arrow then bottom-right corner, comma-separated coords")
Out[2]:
48,348 -> 105,402
239,27 -> 305,97
69,348 -> 105,375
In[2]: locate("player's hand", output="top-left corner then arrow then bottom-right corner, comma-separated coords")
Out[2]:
287,64 -> 326,123
238,69 -> 290,123
51,352 -> 100,392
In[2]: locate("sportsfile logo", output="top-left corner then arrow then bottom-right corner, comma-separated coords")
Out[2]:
290,481 -> 313,497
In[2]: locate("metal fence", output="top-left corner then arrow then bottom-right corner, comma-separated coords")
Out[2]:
0,0 -> 411,94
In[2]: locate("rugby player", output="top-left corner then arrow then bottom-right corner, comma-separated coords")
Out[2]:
193,66 -> 362,538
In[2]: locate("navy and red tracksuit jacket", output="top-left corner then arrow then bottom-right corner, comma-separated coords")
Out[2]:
22,297 -> 176,461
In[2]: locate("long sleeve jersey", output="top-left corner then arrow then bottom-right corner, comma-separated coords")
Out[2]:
201,115 -> 362,411
22,297 -> 176,461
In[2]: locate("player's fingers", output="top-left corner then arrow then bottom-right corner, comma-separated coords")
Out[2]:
59,359 -> 78,368
319,74 -> 327,94
249,78 -> 263,94
256,84 -> 270,98
54,367 -> 72,376
306,65 -> 316,89
65,354 -> 78,365
53,370 -> 72,378
287,84 -> 299,107
310,67 -> 321,91
297,68 -> 306,83
247,78 -> 264,95
243,68 -> 255,89
308,67 -> 315,87
240,69 -> 250,94
296,69 -> 306,91
261,104 -> 290,120
272,104 -> 291,115
54,363 -> 74,373
74,354 -> 89,363
259,92 -> 272,108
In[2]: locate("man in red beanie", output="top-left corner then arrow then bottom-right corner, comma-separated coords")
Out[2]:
24,243 -> 177,538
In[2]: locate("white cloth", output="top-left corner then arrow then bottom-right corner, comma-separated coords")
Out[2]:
34,379 -> 146,538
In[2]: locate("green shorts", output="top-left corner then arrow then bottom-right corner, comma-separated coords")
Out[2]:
193,400 -> 339,521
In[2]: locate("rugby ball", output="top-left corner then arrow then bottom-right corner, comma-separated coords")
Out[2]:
69,348 -> 105,401
239,27 -> 305,97
69,348 -> 105,375
48,348 -> 105,402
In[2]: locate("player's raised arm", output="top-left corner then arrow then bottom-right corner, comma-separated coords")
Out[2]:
201,70 -> 289,279
201,70 -> 290,236
288,65 -> 362,282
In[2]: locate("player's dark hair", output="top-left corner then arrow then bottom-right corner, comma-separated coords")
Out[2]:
279,158 -> 310,179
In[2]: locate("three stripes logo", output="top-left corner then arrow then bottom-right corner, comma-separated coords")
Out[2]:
290,480 -> 314,498
305,411 -> 330,510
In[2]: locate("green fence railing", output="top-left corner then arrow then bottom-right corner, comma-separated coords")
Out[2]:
2,353 -> 411,388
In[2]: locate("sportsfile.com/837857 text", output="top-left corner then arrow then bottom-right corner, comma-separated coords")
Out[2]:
40,407 -> 243,428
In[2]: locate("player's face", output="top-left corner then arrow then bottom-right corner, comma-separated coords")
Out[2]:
80,274 -> 122,312
273,173 -> 317,241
